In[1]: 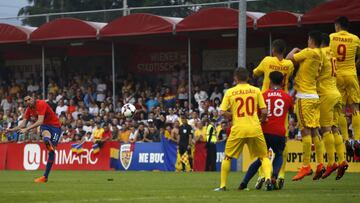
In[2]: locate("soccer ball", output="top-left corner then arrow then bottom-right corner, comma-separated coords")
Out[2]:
121,103 -> 136,118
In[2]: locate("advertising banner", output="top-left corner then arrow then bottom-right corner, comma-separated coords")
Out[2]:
0,144 -> 7,170
5,142 -> 117,170
110,139 -> 236,171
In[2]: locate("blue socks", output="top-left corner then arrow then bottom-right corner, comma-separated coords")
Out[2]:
44,151 -> 55,178
272,153 -> 283,179
242,159 -> 262,186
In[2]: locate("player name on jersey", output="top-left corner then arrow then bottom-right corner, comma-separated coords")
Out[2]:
231,89 -> 256,95
331,36 -> 353,43
269,65 -> 289,71
266,91 -> 283,97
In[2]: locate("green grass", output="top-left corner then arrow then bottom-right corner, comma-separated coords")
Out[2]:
0,171 -> 360,203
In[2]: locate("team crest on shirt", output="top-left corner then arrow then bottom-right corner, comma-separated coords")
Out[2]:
183,129 -> 187,133
120,144 -> 133,170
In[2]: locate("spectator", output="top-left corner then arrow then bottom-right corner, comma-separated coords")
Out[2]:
194,86 -> 208,107
1,95 -> 13,113
55,99 -> 68,116
134,122 -> 148,142
129,126 -> 137,143
146,125 -> 160,142
146,94 -> 159,112
89,102 -> 99,116
166,108 -> 179,124
209,86 -> 222,102
118,124 -> 131,143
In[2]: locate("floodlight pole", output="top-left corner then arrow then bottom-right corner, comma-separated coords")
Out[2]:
112,42 -> 116,108
269,32 -> 272,55
187,37 -> 192,112
123,0 -> 128,16
42,46 -> 45,99
238,0 -> 246,68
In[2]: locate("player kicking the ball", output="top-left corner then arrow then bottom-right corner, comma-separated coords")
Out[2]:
7,95 -> 61,183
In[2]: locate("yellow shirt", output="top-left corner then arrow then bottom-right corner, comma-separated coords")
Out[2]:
220,83 -> 266,138
164,130 -> 172,139
317,47 -> 338,95
93,128 -> 104,140
118,130 -> 131,143
253,56 -> 294,92
0,132 -> 7,142
329,30 -> 360,76
194,127 -> 206,142
293,48 -> 322,95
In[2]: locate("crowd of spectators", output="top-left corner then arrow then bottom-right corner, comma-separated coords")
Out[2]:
0,64 -> 318,146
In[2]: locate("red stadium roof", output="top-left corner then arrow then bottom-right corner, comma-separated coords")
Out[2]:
257,11 -> 302,28
176,8 -> 261,33
302,0 -> 360,24
0,23 -> 35,44
100,13 -> 182,37
30,18 -> 106,42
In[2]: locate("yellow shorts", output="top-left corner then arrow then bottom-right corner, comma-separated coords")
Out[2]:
319,93 -> 342,127
295,98 -> 320,130
225,134 -> 268,159
336,75 -> 360,104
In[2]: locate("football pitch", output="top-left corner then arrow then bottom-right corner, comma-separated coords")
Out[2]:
1,171 -> 360,203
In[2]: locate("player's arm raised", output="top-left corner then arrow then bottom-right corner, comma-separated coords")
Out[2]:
252,58 -> 266,79
286,48 -> 302,65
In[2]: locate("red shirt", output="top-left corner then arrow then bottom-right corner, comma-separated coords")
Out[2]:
67,105 -> 76,115
24,100 -> 61,127
102,130 -> 112,141
261,88 -> 293,136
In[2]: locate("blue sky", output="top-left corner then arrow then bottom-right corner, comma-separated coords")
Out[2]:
0,0 -> 29,25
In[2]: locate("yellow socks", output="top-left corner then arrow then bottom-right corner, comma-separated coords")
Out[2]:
261,157 -> 272,180
302,135 -> 312,166
339,113 -> 349,141
323,131 -> 335,166
352,111 -> 360,140
313,135 -> 324,164
334,132 -> 346,163
278,144 -> 287,179
220,157 -> 231,188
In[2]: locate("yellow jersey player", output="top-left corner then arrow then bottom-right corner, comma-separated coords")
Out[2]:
329,16 -> 360,157
253,39 -> 294,189
214,68 -> 273,191
253,39 -> 295,92
286,31 -> 324,181
318,33 -> 348,180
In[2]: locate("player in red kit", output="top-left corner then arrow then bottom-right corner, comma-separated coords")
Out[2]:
7,95 -> 61,183
239,71 -> 293,190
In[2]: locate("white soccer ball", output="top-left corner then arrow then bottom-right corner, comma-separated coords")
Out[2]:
121,103 -> 136,118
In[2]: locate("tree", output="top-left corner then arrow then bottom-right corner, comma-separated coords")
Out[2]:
18,0 -> 142,26
18,0 -> 328,26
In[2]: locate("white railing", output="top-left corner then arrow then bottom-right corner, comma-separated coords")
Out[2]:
0,0 -> 259,24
